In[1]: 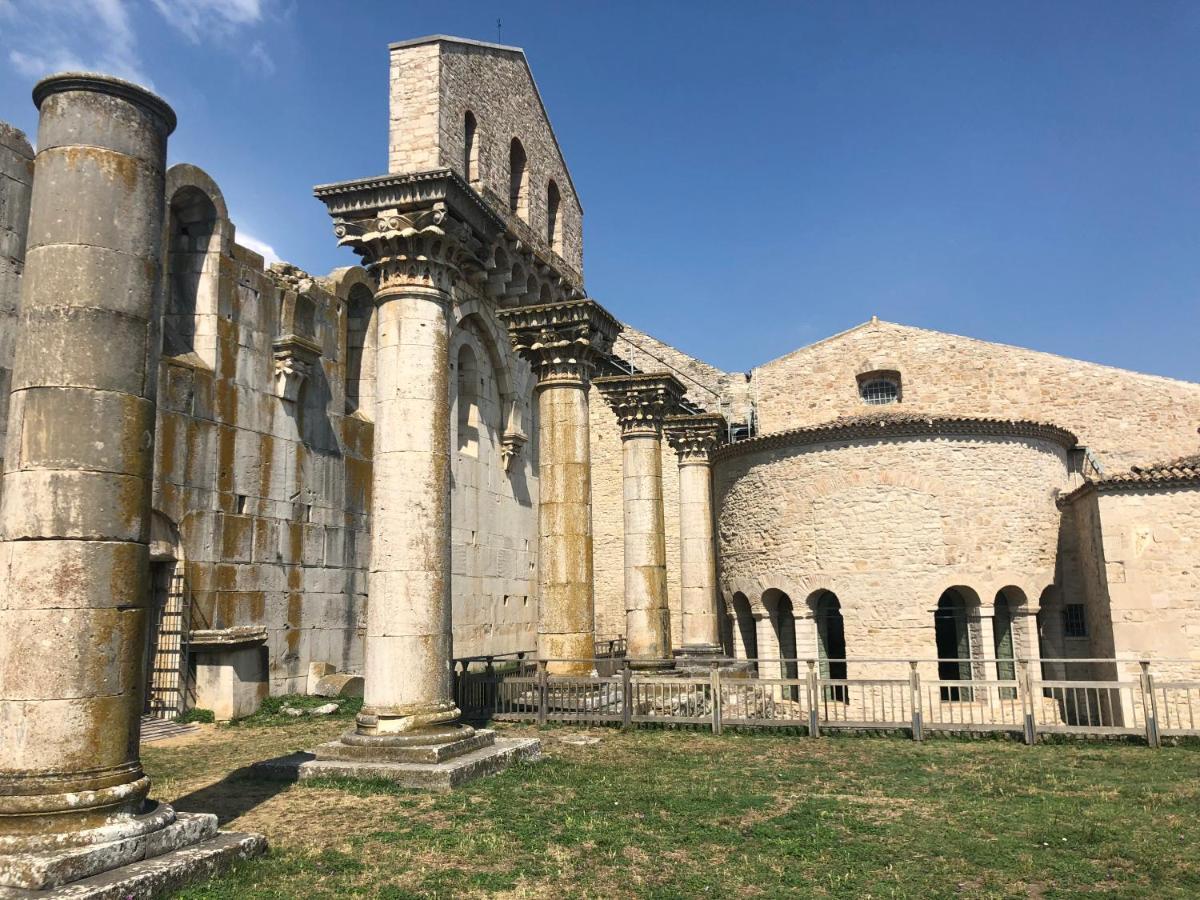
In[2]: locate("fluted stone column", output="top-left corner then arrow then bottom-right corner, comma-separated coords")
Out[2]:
664,413 -> 725,656
0,73 -> 262,892
499,300 -> 620,674
594,373 -> 685,669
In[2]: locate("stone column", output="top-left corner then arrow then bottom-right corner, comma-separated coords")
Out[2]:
664,413 -> 725,656
0,71 -> 175,839
0,73 -> 261,892
499,300 -> 620,674
594,373 -> 685,669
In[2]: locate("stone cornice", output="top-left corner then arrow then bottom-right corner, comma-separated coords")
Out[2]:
714,413 -> 1079,463
314,169 -> 584,296
498,299 -> 621,387
665,413 -> 727,464
593,372 -> 687,439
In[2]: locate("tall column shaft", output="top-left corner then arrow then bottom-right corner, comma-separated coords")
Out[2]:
678,461 -> 719,649
360,284 -> 457,733
537,380 -> 595,667
499,299 -> 620,676
0,74 -> 175,835
595,372 -> 685,669
621,432 -> 670,661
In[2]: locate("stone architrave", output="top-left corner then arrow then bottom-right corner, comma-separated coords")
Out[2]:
664,412 -> 726,656
262,169 -> 540,785
0,73 -> 264,893
593,372 -> 686,669
498,299 -> 621,674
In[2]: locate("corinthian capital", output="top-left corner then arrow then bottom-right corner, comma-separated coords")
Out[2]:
593,372 -> 686,439
498,299 -> 621,387
314,170 -> 503,295
665,413 -> 726,464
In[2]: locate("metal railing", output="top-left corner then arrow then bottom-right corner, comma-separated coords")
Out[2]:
452,656 -> 1200,746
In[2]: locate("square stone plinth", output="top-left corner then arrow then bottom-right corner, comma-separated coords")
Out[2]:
253,729 -> 541,793
0,814 -> 265,899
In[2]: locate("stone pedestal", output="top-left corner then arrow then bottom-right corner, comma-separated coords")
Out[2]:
0,73 -> 262,894
499,300 -> 620,674
665,413 -> 725,657
307,169 -> 541,784
594,373 -> 685,669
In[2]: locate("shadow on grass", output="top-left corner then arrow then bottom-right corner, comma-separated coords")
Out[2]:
171,765 -> 294,826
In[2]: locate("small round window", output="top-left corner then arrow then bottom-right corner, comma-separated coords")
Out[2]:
861,378 -> 899,405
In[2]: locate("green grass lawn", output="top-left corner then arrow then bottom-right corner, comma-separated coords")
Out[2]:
145,709 -> 1200,898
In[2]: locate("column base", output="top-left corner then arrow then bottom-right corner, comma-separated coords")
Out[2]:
0,803 -> 264,895
674,644 -> 724,658
252,727 -> 541,793
628,658 -> 676,672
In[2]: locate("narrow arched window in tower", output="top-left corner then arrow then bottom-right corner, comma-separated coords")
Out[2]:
815,591 -> 848,702
463,111 -> 478,183
509,137 -> 527,218
164,186 -> 217,361
456,344 -> 481,457
935,589 -> 973,699
546,179 -> 561,252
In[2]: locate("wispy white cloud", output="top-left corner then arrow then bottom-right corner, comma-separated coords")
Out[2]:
248,40 -> 275,76
237,230 -> 281,265
5,0 -> 149,86
149,0 -> 264,43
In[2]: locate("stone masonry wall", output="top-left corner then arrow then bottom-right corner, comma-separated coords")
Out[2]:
752,319 -> 1200,471
0,123 -> 33,508
715,433 -> 1071,678
1090,487 -> 1200,680
388,37 -> 583,277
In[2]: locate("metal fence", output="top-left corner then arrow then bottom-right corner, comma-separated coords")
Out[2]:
452,656 -> 1200,746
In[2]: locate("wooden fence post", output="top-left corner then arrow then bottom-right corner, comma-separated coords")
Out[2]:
806,659 -> 820,738
622,660 -> 633,729
711,662 -> 723,735
1018,659 -> 1037,746
1140,660 -> 1161,748
537,659 -> 548,726
909,661 -> 923,741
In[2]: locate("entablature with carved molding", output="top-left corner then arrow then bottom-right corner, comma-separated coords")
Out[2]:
593,372 -> 687,439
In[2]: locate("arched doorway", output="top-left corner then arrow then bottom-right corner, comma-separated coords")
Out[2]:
730,592 -> 757,661
935,588 -> 973,700
994,587 -> 1021,697
770,591 -> 799,699
814,591 -> 847,702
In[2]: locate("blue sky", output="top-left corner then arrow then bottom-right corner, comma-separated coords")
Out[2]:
1,1 -> 1198,381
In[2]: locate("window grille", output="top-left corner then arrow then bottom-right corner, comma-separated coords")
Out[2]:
1063,603 -> 1088,638
861,378 -> 899,405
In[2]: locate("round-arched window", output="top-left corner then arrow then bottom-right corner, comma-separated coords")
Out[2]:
860,378 -> 899,405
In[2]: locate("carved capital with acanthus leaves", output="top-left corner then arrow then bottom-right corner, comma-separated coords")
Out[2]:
497,299 -> 621,388
314,170 -> 504,297
664,413 -> 726,465
593,372 -> 686,440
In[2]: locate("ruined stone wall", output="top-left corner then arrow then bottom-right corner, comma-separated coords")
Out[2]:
152,237 -> 372,699
448,311 -> 539,658
388,37 -> 583,277
0,123 -> 33,506
1085,487 -> 1200,680
715,432 -> 1071,677
752,319 -> 1200,471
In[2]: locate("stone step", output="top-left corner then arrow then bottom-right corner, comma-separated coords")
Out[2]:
313,729 -> 496,764
0,827 -> 265,899
255,736 -> 542,793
